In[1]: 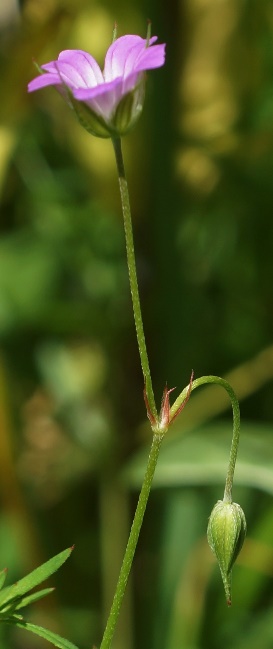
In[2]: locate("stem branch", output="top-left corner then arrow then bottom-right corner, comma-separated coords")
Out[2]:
170,375 -> 240,502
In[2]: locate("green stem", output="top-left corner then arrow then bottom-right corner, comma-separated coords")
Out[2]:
99,433 -> 163,649
170,375 -> 240,502
112,137 -> 157,421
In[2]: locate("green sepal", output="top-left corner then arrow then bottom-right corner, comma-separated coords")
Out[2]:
33,60 -> 44,75
112,80 -> 145,135
69,95 -> 113,138
68,80 -> 145,138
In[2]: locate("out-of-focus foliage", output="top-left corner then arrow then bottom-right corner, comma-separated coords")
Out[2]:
1,0 -> 273,648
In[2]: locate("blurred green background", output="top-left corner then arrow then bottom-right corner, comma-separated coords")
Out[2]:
1,0 -> 273,647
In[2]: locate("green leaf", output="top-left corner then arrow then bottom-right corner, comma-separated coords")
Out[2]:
8,619 -> 80,649
0,568 -> 8,590
0,547 -> 73,609
14,587 -> 55,611
0,614 -> 23,622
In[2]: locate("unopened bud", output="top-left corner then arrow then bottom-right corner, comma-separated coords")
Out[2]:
207,500 -> 246,605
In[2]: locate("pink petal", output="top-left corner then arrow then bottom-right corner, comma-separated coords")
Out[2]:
50,61 -> 93,89
132,43 -> 166,73
104,35 -> 158,82
28,49 -> 104,94
73,76 -> 128,119
28,72 -> 61,92
58,50 -> 103,86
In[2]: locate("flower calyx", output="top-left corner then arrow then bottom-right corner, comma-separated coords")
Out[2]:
207,499 -> 246,606
144,371 -> 194,435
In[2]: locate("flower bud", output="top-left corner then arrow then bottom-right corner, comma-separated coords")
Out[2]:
207,499 -> 246,605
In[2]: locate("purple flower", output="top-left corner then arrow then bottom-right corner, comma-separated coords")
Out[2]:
28,34 -> 166,137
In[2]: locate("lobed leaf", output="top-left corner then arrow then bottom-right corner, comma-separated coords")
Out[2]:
0,547 -> 73,609
14,587 -> 55,611
8,619 -> 80,649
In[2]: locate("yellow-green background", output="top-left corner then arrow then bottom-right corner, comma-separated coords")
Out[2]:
1,0 -> 273,647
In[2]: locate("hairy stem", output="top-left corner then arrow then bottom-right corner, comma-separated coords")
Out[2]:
112,137 -> 157,420
99,433 -> 163,649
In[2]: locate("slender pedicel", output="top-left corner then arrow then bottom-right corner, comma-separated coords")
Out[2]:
112,137 -> 157,421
